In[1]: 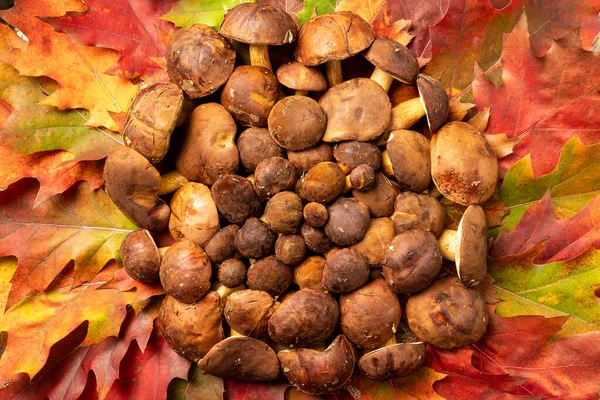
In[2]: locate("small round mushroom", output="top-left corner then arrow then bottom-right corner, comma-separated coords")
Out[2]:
224,289 -> 277,337
406,276 -> 488,349
204,225 -> 241,265
352,173 -> 400,217
235,218 -> 275,259
119,229 -> 161,283
303,202 -> 328,228
261,192 -> 303,234
293,256 -> 326,290
333,141 -> 381,173
349,164 -> 375,191
268,96 -> 327,151
383,230 -> 442,294
276,61 -> 328,95
160,240 -> 212,303
431,121 -> 498,205
300,223 -> 332,254
287,142 -> 333,174
275,235 -> 306,266
124,82 -> 183,164
350,217 -> 396,268
166,24 -> 235,99
298,162 -> 346,204
322,248 -> 369,294
254,156 -> 297,200
358,340 -> 426,380
220,3 -> 297,71
392,192 -> 446,237
169,182 -> 220,247
382,129 -> 431,192
278,335 -> 355,395
324,198 -> 370,246
218,259 -> 247,288
104,146 -> 170,231
247,256 -> 293,297
211,175 -> 262,225
237,127 -> 286,172
364,36 -> 419,92
198,336 -> 280,381
438,205 -> 487,287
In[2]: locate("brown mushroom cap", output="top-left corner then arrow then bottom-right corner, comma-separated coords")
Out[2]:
456,205 -> 487,287
363,37 -> 419,84
158,292 -> 223,362
169,182 -> 220,247
406,276 -> 488,349
221,65 -> 280,127
224,289 -> 277,337
166,24 -> 235,99
235,218 -> 275,259
294,256 -> 326,290
392,192 -> 446,237
175,103 -> 239,186
212,175 -> 262,225
383,230 -> 442,294
295,11 -> 375,66
431,121 -> 498,205
278,335 -> 355,395
218,258 -> 247,288
104,146 -> 170,231
386,129 -> 431,192
254,156 -> 297,200
124,82 -> 183,164
204,225 -> 241,265
160,240 -> 212,303
303,202 -> 328,228
358,342 -> 426,380
350,217 -> 396,268
322,249 -> 369,294
300,223 -> 332,254
352,173 -> 400,218
120,229 -> 160,283
319,78 -> 392,142
268,96 -> 327,151
324,197 -> 370,246
276,61 -> 328,92
299,162 -> 346,204
417,74 -> 449,133
198,336 -> 280,381
268,288 -> 339,347
349,164 -> 375,191
340,278 -> 401,349
275,235 -> 307,266
247,256 -> 293,297
220,3 -> 297,45
287,143 -> 333,174
261,191 -> 303,234
333,141 -> 382,172
237,127 -> 286,172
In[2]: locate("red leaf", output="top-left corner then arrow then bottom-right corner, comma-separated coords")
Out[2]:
224,380 -> 289,400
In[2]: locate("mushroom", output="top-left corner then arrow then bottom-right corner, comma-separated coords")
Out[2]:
224,289 -> 278,338
358,337 -> 426,380
300,223 -> 332,254
123,82 -> 183,164
406,276 -> 488,349
235,217 -> 275,259
218,259 -> 247,288
275,235 -> 306,266
303,202 -> 328,228
438,205 -> 487,287
352,173 -> 400,218
169,182 -> 220,247
221,65 -> 280,127
287,142 -> 333,174
237,127 -> 286,172
166,24 -> 236,98
261,191 -> 303,234
340,278 -> 401,349
431,121 -> 498,205
319,78 -> 392,142
295,11 -> 374,86
276,61 -> 327,96
350,217 -> 396,268
333,141 -> 382,173
268,288 -> 339,347
175,103 -> 239,186
204,225 -> 241,266
363,36 -> 419,92
278,335 -> 355,395
321,248 -> 369,294
383,230 -> 442,294
268,96 -> 327,151
104,146 -> 170,231
198,336 -> 280,381
349,164 -> 375,191
298,162 -> 346,204
211,175 -> 262,225
293,256 -> 326,290
220,3 -> 297,71
392,192 -> 446,237
246,256 -> 293,297
119,229 -> 162,283
324,197 -> 370,246
254,156 -> 297,200
382,129 -> 431,192
389,74 -> 449,133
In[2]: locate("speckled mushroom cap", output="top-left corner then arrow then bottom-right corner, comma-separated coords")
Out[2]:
416,74 -> 449,133
363,36 -> 419,84
456,205 -> 487,287
358,342 -> 426,380
295,11 -> 375,66
277,61 -> 328,92
220,3 -> 297,45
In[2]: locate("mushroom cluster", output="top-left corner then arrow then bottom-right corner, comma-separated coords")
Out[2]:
106,4 -> 498,395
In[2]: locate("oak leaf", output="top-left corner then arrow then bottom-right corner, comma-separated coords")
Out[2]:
169,365 -> 224,400
162,0 -> 255,28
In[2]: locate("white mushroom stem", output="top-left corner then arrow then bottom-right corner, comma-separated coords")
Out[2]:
158,247 -> 169,257
214,283 -> 245,300
295,90 -> 309,96
230,328 -> 243,337
389,97 -> 426,131
158,170 -> 189,196
381,151 -> 394,177
249,44 -> 273,71
343,175 -> 352,193
370,67 -> 394,92
326,60 -> 343,87
438,229 -> 458,261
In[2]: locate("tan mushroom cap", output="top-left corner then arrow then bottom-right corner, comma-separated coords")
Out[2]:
417,74 -> 449,133
456,205 -> 487,287
169,182 -> 220,247
385,129 -> 431,193
392,192 -> 446,237
358,342 -> 426,380
268,96 -> 326,151
220,3 -> 297,45
277,61 -> 328,92
198,336 -> 280,381
295,11 -> 375,66
120,229 -> 161,283
350,217 -> 396,268
363,36 -> 419,84
224,289 -> 277,338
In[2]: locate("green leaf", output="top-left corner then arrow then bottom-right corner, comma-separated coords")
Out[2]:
168,365 -> 224,400
297,0 -> 335,23
162,0 -> 256,28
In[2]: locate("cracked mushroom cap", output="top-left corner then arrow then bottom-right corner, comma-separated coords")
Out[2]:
456,205 -> 488,287
169,182 -> 220,247
276,61 -> 328,92
416,74 -> 449,133
268,96 -> 327,151
199,336 -> 280,381
363,36 -> 419,84
385,129 -> 431,192
224,289 -> 277,338
278,335 -> 355,395
119,229 -> 161,283
358,342 -> 426,380
220,2 -> 297,45
392,192 -> 446,237
324,197 -> 370,246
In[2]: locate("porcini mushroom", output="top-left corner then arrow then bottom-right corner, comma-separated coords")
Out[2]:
204,225 -> 241,265
287,142 -> 333,174
392,192 -> 446,237
293,256 -> 326,290
382,129 -> 431,192
275,235 -> 306,266
246,256 -> 293,297
268,96 -> 327,151
321,248 -> 369,294
350,217 -> 396,268
303,202 -> 328,228
300,223 -> 332,254
218,259 -> 247,288
324,197 -> 370,246
235,218 -> 275,259
261,191 -> 303,234
211,175 -> 262,225
254,156 -> 297,200
169,182 -> 220,247
276,61 -> 327,95
224,289 -> 277,337
237,127 -> 286,172
358,337 -> 426,380
119,229 -> 162,283
352,173 -> 400,217
363,36 -> 419,92
298,162 -> 346,204
349,164 -> 376,191
333,141 -> 382,173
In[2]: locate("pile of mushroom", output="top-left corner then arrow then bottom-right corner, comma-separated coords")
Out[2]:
105,3 -> 498,395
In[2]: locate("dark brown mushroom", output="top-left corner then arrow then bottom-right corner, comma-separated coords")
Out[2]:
204,225 -> 241,265
383,129 -> 431,193
358,341 -> 426,380
160,240 -> 212,303
254,156 -> 297,200
333,141 -> 381,173
349,164 -> 375,191
169,182 -> 220,247
300,223 -> 332,254
287,142 -> 333,174
211,175 -> 262,225
119,229 -> 161,283
235,218 -> 275,259
224,289 -> 277,337
268,96 -> 326,151
324,197 -> 370,246
218,259 -> 247,288
275,235 -> 306,266
350,217 -> 396,268
298,162 -> 346,204
261,191 -> 303,234
322,249 -> 369,294
364,36 -> 419,92
293,256 -> 326,290
247,256 -> 293,297
303,202 -> 328,228
276,61 -> 328,95
237,127 -> 286,172
352,173 -> 400,217
392,192 -> 446,237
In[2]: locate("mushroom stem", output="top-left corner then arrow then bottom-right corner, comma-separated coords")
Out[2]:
214,283 -> 245,300
384,334 -> 398,346
370,67 -> 394,92
326,60 -> 343,87
381,150 -> 394,177
343,175 -> 352,193
158,247 -> 169,256
389,97 -> 426,131
428,185 -> 442,198
230,328 -> 244,337
249,44 -> 272,71
158,170 -> 189,196
438,229 -> 458,261
295,90 -> 309,96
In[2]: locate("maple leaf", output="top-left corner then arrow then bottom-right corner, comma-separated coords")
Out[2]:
43,0 -> 177,84
168,365 -> 224,400
162,0 -> 255,28
341,368 -> 447,399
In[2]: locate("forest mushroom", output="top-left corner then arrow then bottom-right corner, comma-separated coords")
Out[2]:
392,192 -> 446,237
237,127 -> 286,172
276,61 -> 327,95
204,225 -> 241,265
333,141 -> 381,173
254,156 -> 297,200
352,173 -> 400,217
382,129 -> 431,192
268,96 -> 327,151
296,11 -> 374,86
235,218 -> 275,259
303,202 -> 328,228
293,256 -> 326,290
406,276 -> 488,349
224,289 -> 278,337
166,24 -> 236,98
431,121 -> 498,205
169,182 -> 220,247
350,217 -> 396,268
119,229 -> 162,283
104,146 -> 170,231
220,2 -> 297,71
321,248 -> 369,294
438,205 -> 487,287
246,256 -> 293,297
389,74 -> 449,133
349,164 -> 375,191
324,197 -> 370,246
298,162 -> 346,204
218,259 -> 247,288
300,223 -> 331,254
261,191 -> 303,234
287,142 -> 333,174
275,235 -> 306,266
211,174 -> 262,225
358,338 -> 426,380
363,36 -> 419,92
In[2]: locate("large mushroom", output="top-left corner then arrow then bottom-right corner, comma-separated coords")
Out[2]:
358,335 -> 426,380
119,229 -> 162,283
254,156 -> 297,200
224,289 -> 278,338
246,256 -> 293,297
352,173 -> 400,217
204,225 -> 241,266
169,182 -> 220,247
382,129 -> 431,193
298,162 -> 346,204
235,217 -> 275,259
261,191 -> 303,234
321,248 -> 370,294
268,96 -> 327,151
350,217 -> 396,268
363,36 -> 419,92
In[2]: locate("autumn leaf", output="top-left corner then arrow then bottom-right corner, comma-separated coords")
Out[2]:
168,365 -> 224,400
296,0 -> 336,23
342,368 -> 447,399
260,0 -> 304,17
223,380 -> 289,400
162,0 -> 255,28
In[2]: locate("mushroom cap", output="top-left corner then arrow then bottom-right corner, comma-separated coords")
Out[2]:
293,256 -> 326,290
278,335 -> 355,394
166,24 -> 235,99
169,182 -> 220,247
392,192 -> 446,237
350,217 -> 396,268
224,289 -> 277,337
319,78 -> 392,142
275,234 -> 307,265
431,121 -> 498,205
456,205 -> 487,286
220,3 -> 297,45
299,161 -> 346,204
386,129 -> 431,192
218,258 -> 247,288
262,191 -> 303,234
383,230 -> 443,294
198,336 -> 280,381
276,61 -> 328,92
237,127 -> 285,172
235,218 -> 275,259
204,225 -> 241,265
406,276 -> 488,349
254,156 -> 297,200
349,164 -> 376,191
303,202 -> 328,228
333,141 -> 382,171
322,248 -> 369,294
352,173 -> 400,218
287,142 -> 333,174
416,74 -> 449,133
247,256 -> 293,297
363,36 -> 419,84
268,96 -> 327,151
120,229 -> 160,283
160,240 -> 212,303
358,342 -> 426,380
295,11 -> 375,66
212,175 -> 262,226
324,197 -> 370,246
300,223 -> 332,254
